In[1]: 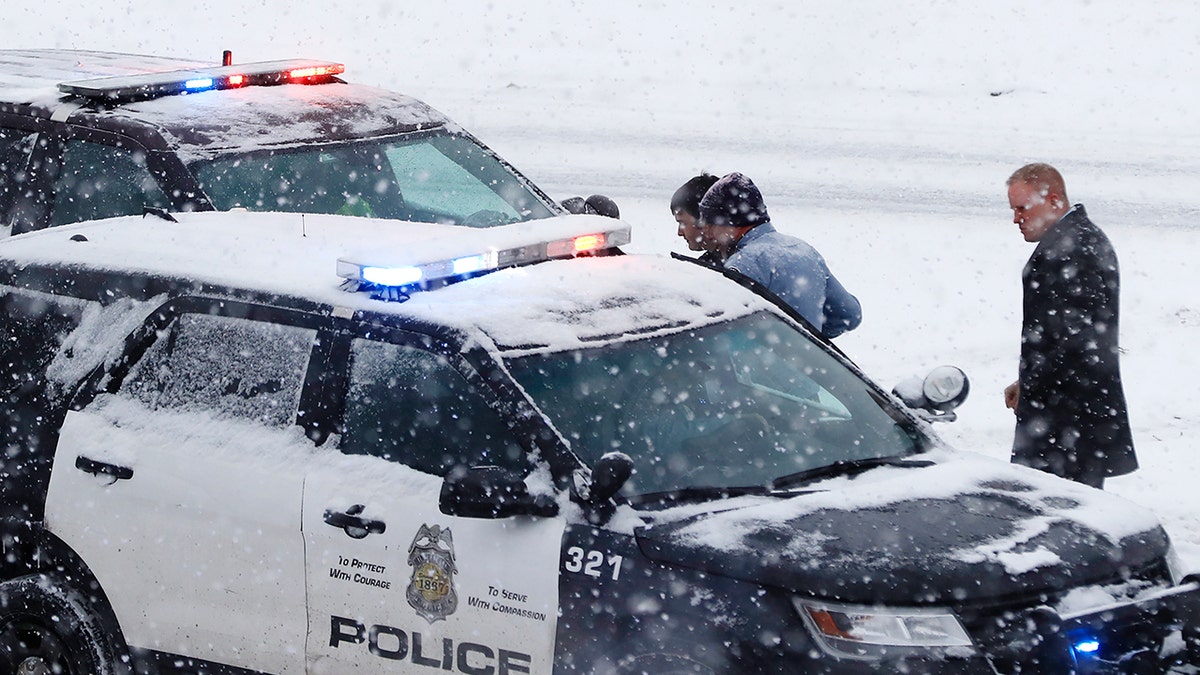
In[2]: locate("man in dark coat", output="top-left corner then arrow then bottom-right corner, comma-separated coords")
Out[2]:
1003,163 -> 1137,488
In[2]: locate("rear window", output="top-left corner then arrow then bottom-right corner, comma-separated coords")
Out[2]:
50,140 -> 170,226
120,313 -> 315,427
0,127 -> 37,217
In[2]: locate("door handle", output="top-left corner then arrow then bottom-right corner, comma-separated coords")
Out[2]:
75,455 -> 134,481
323,504 -> 386,539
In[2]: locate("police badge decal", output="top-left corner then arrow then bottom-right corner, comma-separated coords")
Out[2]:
406,524 -> 459,623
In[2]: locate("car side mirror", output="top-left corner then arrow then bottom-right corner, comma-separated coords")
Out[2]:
892,365 -> 970,422
439,466 -> 558,519
572,452 -> 634,505
560,194 -> 620,219
570,452 -> 633,525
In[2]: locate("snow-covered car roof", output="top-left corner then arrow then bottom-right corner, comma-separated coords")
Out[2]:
0,49 -> 450,156
0,211 -> 763,351
0,50 -> 206,103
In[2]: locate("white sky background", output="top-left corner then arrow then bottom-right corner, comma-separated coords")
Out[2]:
7,1 -> 1200,564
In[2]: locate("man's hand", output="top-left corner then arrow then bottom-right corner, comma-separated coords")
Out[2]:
1004,380 -> 1020,412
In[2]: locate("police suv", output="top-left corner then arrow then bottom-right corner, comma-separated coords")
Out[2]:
1,209 -> 1198,674
0,49 -> 589,237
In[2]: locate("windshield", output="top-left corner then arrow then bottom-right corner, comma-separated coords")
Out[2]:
191,131 -> 556,227
505,312 -> 923,497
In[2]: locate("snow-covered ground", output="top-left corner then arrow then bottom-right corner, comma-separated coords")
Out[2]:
8,1 -> 1200,566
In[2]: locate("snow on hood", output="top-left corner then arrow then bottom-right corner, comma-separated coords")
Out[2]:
656,450 -> 1159,551
637,450 -> 1170,605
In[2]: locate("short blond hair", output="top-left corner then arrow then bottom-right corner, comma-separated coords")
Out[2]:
1007,163 -> 1068,202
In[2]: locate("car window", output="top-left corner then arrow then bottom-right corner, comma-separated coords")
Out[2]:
0,291 -> 84,402
118,313 -> 316,427
191,132 -> 555,227
385,140 -> 523,226
506,312 -> 921,495
0,127 -> 37,219
51,140 -> 170,227
191,146 -> 404,219
340,338 -> 528,476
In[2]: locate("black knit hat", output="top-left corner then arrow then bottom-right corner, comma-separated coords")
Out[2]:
699,172 -> 770,228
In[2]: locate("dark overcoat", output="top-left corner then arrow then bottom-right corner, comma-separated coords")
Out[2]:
1013,204 -> 1137,480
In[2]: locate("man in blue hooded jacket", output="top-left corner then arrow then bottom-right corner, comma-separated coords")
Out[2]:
685,172 -> 861,339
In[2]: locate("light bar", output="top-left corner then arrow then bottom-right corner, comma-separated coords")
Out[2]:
58,59 -> 346,102
337,224 -> 631,301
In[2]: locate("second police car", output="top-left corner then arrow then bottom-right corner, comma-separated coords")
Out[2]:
0,49 -> 618,238
0,206 -> 1198,674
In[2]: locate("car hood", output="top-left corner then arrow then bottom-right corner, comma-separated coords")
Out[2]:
634,453 -> 1170,606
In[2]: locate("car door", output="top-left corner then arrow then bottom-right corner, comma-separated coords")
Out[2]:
42,298 -> 323,674
303,329 -> 565,674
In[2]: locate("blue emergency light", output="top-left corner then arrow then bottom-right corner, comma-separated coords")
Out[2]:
1073,638 -> 1101,654
184,78 -> 215,91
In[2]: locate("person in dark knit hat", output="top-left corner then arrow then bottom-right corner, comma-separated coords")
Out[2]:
690,172 -> 861,338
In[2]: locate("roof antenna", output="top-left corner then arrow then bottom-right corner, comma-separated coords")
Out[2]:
222,50 -> 233,67
301,213 -> 307,237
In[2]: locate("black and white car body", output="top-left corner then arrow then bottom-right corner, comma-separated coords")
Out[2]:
0,50 -> 570,238
0,211 -> 1198,675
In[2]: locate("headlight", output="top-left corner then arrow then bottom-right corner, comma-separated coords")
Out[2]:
793,598 -> 974,660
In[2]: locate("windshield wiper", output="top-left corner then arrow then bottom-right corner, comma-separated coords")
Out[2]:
772,456 -> 935,489
627,485 -> 787,508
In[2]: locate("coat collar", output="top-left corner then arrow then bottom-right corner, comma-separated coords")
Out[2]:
1037,203 -> 1087,248
733,221 -> 777,254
